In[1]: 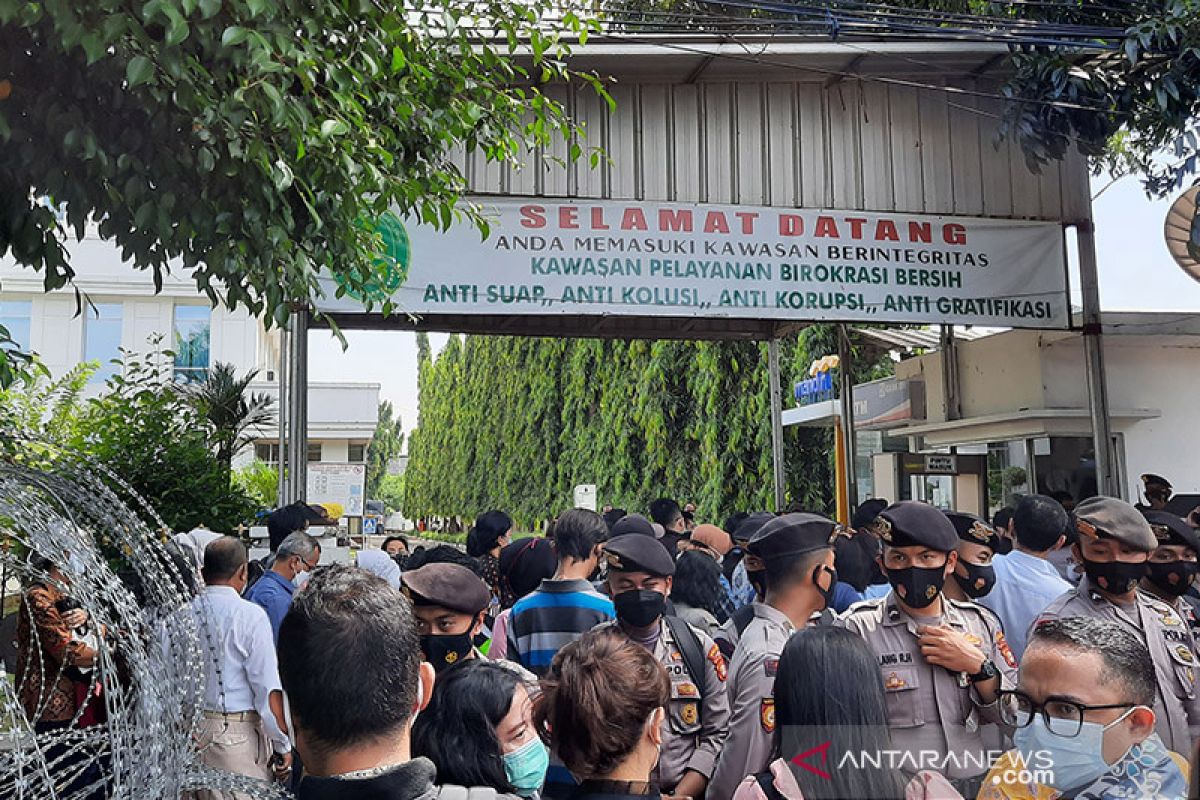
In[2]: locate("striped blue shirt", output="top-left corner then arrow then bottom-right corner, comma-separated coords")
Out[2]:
506,578 -> 615,676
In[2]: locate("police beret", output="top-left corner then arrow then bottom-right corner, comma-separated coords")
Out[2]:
732,512 -> 775,546
1143,510 -> 1200,554
611,513 -> 656,539
747,513 -> 837,560
874,501 -> 958,552
943,511 -> 1002,552
401,563 -> 491,614
1073,496 -> 1156,552
604,534 -> 675,576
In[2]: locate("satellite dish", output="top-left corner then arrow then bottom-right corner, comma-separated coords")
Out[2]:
1164,185 -> 1200,283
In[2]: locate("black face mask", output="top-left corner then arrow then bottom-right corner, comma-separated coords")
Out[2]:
420,633 -> 474,673
887,565 -> 946,610
1082,557 -> 1147,595
1146,561 -> 1199,597
813,565 -> 838,609
614,589 -> 666,628
955,562 -> 996,599
747,569 -> 767,600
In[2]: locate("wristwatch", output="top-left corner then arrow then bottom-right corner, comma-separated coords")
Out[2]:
967,659 -> 998,683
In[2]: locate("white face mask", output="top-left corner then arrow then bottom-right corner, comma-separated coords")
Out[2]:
292,571 -> 310,589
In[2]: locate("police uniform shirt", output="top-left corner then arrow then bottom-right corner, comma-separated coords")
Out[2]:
595,620 -> 730,790
708,602 -> 794,800
834,594 -> 1018,780
1036,579 -> 1200,755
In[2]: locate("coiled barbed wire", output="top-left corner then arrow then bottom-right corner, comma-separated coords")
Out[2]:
0,430 -> 289,799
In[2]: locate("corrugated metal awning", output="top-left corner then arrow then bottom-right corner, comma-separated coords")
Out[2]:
850,326 -> 1002,352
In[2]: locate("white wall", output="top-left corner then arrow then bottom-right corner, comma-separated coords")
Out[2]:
904,327 -> 1200,499
0,235 -> 269,379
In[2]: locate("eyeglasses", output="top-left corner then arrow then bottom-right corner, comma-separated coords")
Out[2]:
296,555 -> 320,571
998,690 -> 1138,738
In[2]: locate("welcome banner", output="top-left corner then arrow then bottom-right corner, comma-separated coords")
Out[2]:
317,197 -> 1070,329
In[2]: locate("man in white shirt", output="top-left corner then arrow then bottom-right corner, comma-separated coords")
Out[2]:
980,494 -> 1071,660
191,536 -> 292,799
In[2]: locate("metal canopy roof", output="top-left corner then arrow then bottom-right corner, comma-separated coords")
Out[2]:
556,38 -> 1020,82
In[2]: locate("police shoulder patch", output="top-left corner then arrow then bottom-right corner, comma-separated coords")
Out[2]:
764,657 -> 779,678
706,643 -> 727,682
760,698 -> 775,733
994,630 -> 1017,669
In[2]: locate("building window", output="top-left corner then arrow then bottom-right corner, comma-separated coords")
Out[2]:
173,305 -> 211,383
348,443 -> 366,463
0,300 -> 33,351
84,302 -> 123,382
255,443 -> 281,465
307,442 -> 322,462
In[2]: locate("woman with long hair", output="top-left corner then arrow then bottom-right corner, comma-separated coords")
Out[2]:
469,510 -> 515,612
413,659 -> 547,798
537,627 -> 669,799
669,550 -> 725,637
734,626 -> 959,800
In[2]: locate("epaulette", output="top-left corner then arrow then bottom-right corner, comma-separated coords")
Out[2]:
839,596 -> 887,617
948,597 -> 1005,631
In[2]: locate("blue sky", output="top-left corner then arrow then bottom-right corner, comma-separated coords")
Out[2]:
309,173 -> 1200,437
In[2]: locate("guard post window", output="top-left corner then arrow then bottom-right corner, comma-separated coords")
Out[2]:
84,303 -> 123,382
173,305 -> 210,383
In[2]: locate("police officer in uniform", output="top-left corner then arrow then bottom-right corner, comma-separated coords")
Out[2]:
1036,496 -> 1200,755
708,513 -> 840,800
597,535 -> 730,799
715,511 -> 775,658
835,501 -> 1017,793
1140,511 -> 1200,641
941,511 -> 1001,602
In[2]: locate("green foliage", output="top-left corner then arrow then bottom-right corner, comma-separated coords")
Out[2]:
233,460 -> 278,510
378,472 -> 406,515
0,324 -> 38,389
367,400 -> 403,498
184,361 -> 275,473
0,341 -> 258,531
0,0 -> 606,334
404,327 -> 893,524
982,4 -> 1200,193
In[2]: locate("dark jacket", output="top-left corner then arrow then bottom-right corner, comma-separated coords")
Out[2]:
568,780 -> 660,800
297,758 -> 520,800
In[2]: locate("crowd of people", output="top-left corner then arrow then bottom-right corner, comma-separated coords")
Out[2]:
14,478 -> 1200,800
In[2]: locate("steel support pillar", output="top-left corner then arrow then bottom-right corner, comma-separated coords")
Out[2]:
767,338 -> 786,511
1076,223 -> 1119,497
283,307 -> 309,505
276,318 -> 289,508
837,325 -> 859,513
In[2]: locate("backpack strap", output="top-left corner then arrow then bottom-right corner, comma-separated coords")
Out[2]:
663,615 -> 707,725
733,602 -> 756,634
754,770 -> 787,800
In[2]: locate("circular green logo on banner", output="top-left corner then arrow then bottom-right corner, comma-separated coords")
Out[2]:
337,211 -> 411,303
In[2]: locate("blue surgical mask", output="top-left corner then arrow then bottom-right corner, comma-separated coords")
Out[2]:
1013,707 -> 1137,791
503,735 -> 549,798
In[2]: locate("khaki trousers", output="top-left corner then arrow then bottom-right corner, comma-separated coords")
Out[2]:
188,712 -> 274,800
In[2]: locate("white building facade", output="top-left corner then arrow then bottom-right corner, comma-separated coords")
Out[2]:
0,232 -> 379,474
